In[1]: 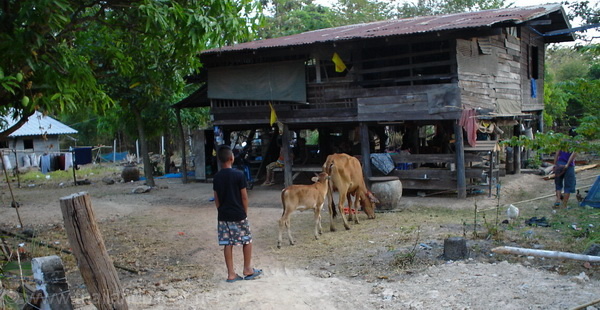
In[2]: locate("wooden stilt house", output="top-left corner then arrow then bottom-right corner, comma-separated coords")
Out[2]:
178,4 -> 573,197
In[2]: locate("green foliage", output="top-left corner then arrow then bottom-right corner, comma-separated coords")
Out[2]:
396,0 -> 509,18
332,0 -> 394,25
259,1 -> 335,38
502,131 -> 600,154
1,1 -> 261,140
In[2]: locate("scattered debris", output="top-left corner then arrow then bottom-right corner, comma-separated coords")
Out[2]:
525,217 -> 549,227
132,186 -> 152,194
102,177 -> 116,185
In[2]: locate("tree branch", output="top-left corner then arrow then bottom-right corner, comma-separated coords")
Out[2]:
0,111 -> 35,139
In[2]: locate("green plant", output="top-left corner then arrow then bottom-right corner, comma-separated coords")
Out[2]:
391,226 -> 420,269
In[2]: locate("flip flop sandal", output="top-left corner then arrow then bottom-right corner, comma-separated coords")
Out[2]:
244,268 -> 263,280
226,275 -> 243,283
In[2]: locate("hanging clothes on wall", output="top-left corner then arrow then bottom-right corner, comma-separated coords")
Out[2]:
74,147 -> 93,166
30,154 -> 39,167
64,152 -> 73,170
40,154 -> 51,174
459,109 -> 477,147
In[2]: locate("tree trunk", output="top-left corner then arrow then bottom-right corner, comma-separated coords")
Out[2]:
60,192 -> 128,310
132,106 -> 155,187
176,108 -> 188,184
164,129 -> 172,174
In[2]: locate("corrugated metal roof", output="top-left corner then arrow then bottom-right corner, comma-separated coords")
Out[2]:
204,4 -> 568,54
3,111 -> 78,137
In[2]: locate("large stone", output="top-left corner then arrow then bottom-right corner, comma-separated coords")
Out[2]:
583,243 -> 600,256
370,176 -> 402,210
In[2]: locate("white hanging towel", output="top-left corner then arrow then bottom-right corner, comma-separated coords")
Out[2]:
2,155 -> 12,170
30,153 -> 39,167
64,152 -> 73,170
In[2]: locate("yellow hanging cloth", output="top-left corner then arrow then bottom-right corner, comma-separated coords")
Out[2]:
269,102 -> 277,126
332,52 -> 347,73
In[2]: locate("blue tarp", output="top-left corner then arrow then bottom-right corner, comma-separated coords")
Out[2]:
99,152 -> 128,162
581,175 -> 600,208
154,171 -> 196,179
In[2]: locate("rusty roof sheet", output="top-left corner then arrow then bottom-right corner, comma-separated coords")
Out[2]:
204,4 -> 567,54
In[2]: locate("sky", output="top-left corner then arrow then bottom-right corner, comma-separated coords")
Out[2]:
312,0 -> 599,44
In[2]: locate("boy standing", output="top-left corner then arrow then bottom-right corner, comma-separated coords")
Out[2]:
213,145 -> 262,282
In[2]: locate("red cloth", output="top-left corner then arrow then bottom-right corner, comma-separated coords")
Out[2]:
459,109 -> 477,147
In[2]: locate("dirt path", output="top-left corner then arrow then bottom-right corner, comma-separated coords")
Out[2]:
1,170 -> 600,309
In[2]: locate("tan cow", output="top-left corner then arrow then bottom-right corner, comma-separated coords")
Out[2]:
278,172 -> 330,248
323,153 -> 378,231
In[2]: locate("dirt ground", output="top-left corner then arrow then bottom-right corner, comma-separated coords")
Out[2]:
1,167 -> 600,309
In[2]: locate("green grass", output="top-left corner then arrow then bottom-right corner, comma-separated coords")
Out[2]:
12,165 -> 120,184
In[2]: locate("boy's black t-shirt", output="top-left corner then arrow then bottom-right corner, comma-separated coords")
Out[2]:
213,168 -> 247,221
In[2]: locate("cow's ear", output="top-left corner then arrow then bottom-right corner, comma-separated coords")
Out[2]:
368,191 -> 380,203
311,176 -> 319,183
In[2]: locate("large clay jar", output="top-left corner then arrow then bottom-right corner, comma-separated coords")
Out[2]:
122,165 -> 140,182
370,176 -> 403,210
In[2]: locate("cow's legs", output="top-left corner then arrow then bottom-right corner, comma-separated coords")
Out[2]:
351,194 -> 361,224
286,217 -> 295,246
277,216 -> 284,248
338,189 -> 351,230
278,213 -> 295,248
313,208 -> 321,240
327,191 -> 337,232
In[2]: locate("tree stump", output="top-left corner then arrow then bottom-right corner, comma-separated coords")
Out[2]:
60,192 -> 128,310
31,255 -> 73,309
443,237 -> 468,260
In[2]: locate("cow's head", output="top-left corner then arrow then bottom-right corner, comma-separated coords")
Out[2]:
361,191 -> 379,219
311,172 -> 330,183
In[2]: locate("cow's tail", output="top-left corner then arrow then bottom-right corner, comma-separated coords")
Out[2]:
280,189 -> 287,217
326,162 -> 337,218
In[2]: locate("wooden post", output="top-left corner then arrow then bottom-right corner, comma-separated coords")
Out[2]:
176,108 -> 188,183
192,130 -> 206,181
282,124 -> 293,187
454,123 -> 467,199
359,123 -> 372,180
513,124 -> 522,174
60,192 -> 128,310
32,255 -> 73,309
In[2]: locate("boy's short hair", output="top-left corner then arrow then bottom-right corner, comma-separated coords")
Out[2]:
217,145 -> 233,163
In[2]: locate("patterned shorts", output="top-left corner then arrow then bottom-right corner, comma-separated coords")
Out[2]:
218,219 -> 252,246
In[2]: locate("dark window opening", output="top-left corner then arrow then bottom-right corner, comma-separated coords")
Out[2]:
531,46 -> 539,79
23,139 -> 34,149
0,140 -> 8,148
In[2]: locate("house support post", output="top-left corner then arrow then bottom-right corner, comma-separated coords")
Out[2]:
176,108 -> 188,183
359,123 -> 372,182
454,123 -> 467,199
282,124 -> 293,188
514,124 -> 522,174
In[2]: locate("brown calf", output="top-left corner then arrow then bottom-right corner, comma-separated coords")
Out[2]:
278,172 -> 330,248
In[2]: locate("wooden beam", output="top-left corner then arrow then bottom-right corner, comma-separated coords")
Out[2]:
359,123 -> 372,181
454,123 -> 467,198
282,124 -> 293,187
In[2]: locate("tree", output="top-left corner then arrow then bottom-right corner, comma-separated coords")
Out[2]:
331,0 -> 394,25
396,0 -> 509,18
1,1 -> 261,186
259,0 -> 335,38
